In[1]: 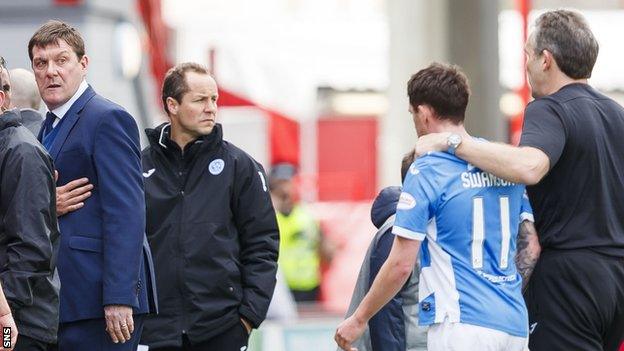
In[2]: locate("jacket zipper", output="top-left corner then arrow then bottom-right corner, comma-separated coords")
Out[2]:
177,153 -> 188,336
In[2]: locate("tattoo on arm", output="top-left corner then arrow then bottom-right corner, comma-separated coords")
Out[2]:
515,220 -> 541,290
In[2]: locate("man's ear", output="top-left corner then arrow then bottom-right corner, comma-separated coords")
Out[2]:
0,90 -> 5,111
166,97 -> 179,116
418,104 -> 435,123
541,49 -> 553,71
79,55 -> 89,71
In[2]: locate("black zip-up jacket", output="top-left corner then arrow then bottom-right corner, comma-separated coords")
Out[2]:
140,123 -> 279,347
0,110 -> 59,343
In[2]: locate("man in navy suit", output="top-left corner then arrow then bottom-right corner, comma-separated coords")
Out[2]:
29,20 -> 156,350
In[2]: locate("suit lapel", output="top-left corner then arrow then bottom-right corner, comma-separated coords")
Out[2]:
49,86 -> 97,161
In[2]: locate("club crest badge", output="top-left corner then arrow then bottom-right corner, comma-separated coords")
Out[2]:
209,159 -> 225,175
397,192 -> 417,210
409,164 -> 420,175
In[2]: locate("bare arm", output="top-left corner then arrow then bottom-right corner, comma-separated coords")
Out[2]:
515,220 -> 541,290
415,132 -> 550,185
353,236 -> 420,320
335,236 -> 421,350
0,283 -> 17,350
0,283 -> 11,319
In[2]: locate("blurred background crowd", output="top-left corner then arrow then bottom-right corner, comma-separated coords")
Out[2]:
1,0 -> 624,350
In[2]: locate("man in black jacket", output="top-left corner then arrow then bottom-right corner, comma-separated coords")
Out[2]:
140,62 -> 279,351
0,57 -> 59,351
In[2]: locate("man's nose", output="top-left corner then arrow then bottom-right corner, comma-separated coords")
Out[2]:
205,100 -> 217,113
45,61 -> 59,77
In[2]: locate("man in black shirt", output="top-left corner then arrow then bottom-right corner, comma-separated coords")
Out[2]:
414,9 -> 624,351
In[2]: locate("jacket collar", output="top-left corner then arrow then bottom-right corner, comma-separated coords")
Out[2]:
43,86 -> 97,161
146,122 -> 223,154
50,80 -> 89,120
37,86 -> 96,142
0,109 -> 22,131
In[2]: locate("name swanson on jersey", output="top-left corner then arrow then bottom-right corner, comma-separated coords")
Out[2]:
461,171 -> 516,188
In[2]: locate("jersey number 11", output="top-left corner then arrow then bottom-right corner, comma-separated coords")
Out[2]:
471,196 -> 511,270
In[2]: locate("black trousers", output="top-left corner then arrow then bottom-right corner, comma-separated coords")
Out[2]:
151,321 -> 249,351
525,249 -> 624,351
12,335 -> 50,351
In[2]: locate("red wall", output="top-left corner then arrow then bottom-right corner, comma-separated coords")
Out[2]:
317,117 -> 377,201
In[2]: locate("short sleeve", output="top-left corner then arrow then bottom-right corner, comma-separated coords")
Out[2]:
392,161 -> 438,241
519,189 -> 534,223
519,99 -> 566,169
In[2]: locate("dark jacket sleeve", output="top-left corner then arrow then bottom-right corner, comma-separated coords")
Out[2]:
232,156 -> 279,328
0,141 -> 57,311
93,109 -> 145,307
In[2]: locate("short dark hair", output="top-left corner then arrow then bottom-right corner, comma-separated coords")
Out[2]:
400,149 -> 416,183
162,62 -> 211,115
28,20 -> 85,61
407,63 -> 470,124
533,9 -> 599,79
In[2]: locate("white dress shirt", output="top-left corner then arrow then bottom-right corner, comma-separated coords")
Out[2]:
49,79 -> 89,127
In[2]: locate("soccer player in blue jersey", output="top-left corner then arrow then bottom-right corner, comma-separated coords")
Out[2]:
335,63 -> 540,351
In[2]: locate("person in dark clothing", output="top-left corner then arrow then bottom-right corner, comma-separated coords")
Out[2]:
29,21 -> 155,350
140,62 -> 279,351
367,186 -> 408,350
342,150 -> 426,351
368,150 -> 423,351
0,66 -> 59,350
415,9 -> 624,351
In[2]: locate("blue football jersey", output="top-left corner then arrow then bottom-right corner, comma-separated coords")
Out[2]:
392,151 -> 533,338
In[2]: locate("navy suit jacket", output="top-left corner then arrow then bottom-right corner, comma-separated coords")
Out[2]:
38,86 -> 157,323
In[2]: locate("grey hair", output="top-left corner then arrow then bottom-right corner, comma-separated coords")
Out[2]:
532,9 -> 599,79
9,68 -> 41,110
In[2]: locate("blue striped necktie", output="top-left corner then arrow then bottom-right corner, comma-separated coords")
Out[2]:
43,111 -> 57,138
